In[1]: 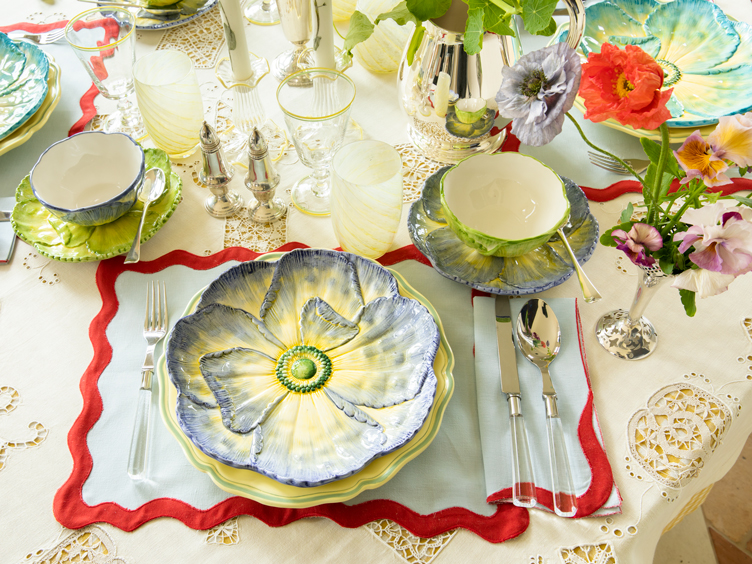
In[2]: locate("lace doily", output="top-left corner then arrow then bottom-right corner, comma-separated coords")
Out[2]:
18,525 -> 126,564
364,520 -> 457,564
1,386 -> 48,472
627,383 -> 732,490
206,517 -> 240,545
394,143 -> 442,204
156,5 -> 225,69
559,543 -> 617,564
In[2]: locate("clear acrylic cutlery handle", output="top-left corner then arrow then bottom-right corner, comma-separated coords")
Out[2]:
127,381 -> 152,480
508,398 -> 537,508
544,395 -> 577,517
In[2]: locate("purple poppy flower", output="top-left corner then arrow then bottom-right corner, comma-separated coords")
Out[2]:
612,223 -> 663,267
495,43 -> 581,147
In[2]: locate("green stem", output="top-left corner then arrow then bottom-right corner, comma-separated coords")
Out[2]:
647,122 -> 671,226
660,179 -> 707,237
565,112 -> 646,185
486,0 -> 517,14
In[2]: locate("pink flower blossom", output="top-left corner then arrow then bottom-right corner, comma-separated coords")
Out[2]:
673,131 -> 731,187
708,112 -> 752,169
612,223 -> 663,267
673,203 -> 752,276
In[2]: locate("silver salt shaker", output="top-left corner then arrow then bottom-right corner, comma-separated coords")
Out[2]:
245,127 -> 287,223
198,121 -> 244,218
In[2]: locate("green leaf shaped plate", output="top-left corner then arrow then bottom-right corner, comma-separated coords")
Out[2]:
10,148 -> 181,262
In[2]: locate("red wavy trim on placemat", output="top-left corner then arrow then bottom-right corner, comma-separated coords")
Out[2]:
54,243 -> 529,542
483,300 -> 617,517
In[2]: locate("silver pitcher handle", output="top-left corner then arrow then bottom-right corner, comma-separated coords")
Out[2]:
561,0 -> 586,50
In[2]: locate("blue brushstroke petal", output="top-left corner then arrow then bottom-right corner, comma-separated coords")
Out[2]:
716,21 -> 752,71
328,296 -> 439,408
197,259 -> 275,316
300,297 -> 360,351
608,34 -> 661,59
166,303 -> 284,407
199,348 -> 286,434
673,65 -> 752,118
580,2 -> 645,55
612,0 -> 659,24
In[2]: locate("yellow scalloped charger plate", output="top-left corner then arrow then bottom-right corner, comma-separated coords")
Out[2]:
156,254 -> 455,508
572,98 -> 716,143
0,59 -> 61,157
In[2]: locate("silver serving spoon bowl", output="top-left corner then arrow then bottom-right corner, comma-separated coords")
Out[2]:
124,168 -> 166,264
516,298 -> 578,517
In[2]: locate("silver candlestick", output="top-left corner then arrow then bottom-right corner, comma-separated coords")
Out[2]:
199,121 -> 245,218
245,127 -> 287,223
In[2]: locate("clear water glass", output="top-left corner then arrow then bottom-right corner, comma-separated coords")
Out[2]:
65,7 -> 146,139
276,68 -> 355,216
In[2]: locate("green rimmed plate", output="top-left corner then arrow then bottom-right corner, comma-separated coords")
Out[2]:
10,148 -> 181,262
156,256 -> 454,507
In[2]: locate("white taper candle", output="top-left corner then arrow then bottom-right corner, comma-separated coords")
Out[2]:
314,0 -> 336,69
218,0 -> 254,81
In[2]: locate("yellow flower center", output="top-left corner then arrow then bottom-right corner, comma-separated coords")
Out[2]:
615,73 -> 635,98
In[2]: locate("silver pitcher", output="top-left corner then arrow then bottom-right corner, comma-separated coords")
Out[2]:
396,0 -> 586,164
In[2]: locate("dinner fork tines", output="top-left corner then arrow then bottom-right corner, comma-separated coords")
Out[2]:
127,281 -> 168,481
587,151 -> 650,176
6,28 -> 65,45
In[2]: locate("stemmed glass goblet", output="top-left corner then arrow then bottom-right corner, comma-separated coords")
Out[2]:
276,68 -> 355,216
65,7 -> 146,140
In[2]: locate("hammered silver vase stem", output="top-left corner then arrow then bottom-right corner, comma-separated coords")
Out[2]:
595,265 -> 672,361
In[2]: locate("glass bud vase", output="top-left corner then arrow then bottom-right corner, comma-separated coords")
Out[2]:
595,265 -> 673,360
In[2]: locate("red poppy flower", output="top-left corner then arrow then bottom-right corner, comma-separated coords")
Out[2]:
579,43 -> 673,131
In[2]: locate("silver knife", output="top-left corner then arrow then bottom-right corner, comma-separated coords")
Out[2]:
496,296 -> 537,508
0,210 -> 10,222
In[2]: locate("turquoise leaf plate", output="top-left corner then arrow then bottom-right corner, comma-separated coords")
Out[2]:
556,0 -> 752,128
408,166 -> 598,295
0,33 -> 49,140
166,249 -> 442,487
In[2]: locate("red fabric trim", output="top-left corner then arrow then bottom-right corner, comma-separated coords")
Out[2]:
54,243 -> 529,542
0,21 -> 68,33
485,301 -> 617,517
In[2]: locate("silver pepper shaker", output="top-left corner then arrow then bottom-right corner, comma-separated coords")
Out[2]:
245,127 -> 287,223
198,121 -> 244,218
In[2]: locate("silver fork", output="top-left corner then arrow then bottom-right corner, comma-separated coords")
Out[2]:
588,151 -> 650,176
127,281 -> 168,481
6,28 -> 66,45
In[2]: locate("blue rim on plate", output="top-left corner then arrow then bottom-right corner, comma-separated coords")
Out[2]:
408,166 -> 599,295
120,0 -> 219,30
0,33 -> 49,141
554,0 -> 752,128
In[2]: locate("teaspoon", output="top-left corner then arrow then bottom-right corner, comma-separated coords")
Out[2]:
516,298 -> 578,517
125,168 -> 166,264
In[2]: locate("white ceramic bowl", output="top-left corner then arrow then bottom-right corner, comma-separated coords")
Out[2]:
440,152 -> 570,257
30,131 -> 145,226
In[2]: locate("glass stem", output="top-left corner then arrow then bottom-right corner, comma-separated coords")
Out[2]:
233,85 -> 267,135
311,168 -> 330,198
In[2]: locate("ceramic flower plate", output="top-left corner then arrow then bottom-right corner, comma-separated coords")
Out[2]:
555,0 -> 752,131
0,33 -> 50,141
0,60 -> 61,157
159,251 -> 454,506
110,0 -> 219,30
408,166 -> 598,295
10,148 -> 181,262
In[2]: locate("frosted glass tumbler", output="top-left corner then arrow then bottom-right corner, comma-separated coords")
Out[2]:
331,140 -> 403,259
133,50 -> 204,158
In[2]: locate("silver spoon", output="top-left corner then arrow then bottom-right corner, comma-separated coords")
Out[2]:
557,227 -> 601,303
516,298 -> 578,517
125,168 -> 166,264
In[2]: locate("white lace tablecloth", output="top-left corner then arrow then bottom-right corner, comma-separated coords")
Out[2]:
1,1 -> 752,563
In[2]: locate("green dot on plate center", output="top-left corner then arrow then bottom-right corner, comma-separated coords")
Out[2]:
291,358 -> 317,380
